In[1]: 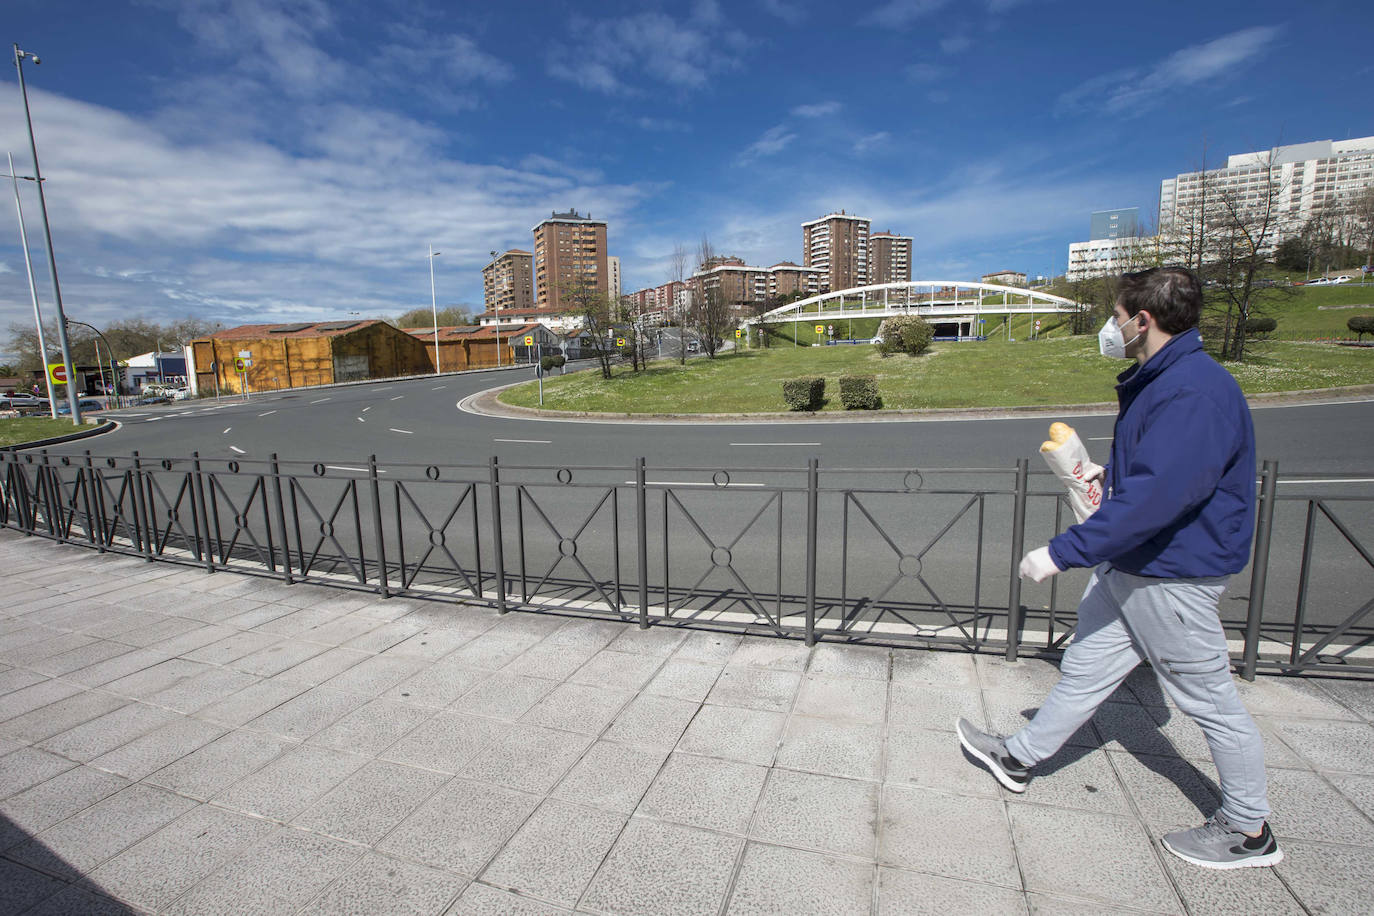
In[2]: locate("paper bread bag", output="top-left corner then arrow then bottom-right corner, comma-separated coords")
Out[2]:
1040,422 -> 1104,524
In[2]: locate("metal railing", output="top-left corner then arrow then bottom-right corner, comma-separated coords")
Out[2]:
1,449 -> 1370,678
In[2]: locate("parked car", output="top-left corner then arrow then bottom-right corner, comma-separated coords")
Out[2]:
171,387 -> 192,400
1331,275 -> 1353,284
54,399 -> 104,416
0,391 -> 48,410
137,393 -> 171,406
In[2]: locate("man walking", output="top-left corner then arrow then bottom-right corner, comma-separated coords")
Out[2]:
957,267 -> 1281,869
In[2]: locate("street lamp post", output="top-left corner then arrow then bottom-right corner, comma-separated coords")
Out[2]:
489,250 -> 504,368
13,45 -> 80,424
428,245 -> 442,374
67,320 -> 118,404
7,152 -> 57,418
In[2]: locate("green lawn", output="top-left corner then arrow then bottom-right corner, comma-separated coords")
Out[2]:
499,336 -> 1374,414
0,417 -> 101,447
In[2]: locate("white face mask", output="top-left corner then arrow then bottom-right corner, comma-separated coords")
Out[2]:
1098,314 -> 1141,359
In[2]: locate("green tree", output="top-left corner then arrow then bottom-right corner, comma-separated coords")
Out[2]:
1348,316 -> 1374,342
393,306 -> 472,328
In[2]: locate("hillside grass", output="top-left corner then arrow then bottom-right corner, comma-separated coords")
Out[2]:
499,335 -> 1374,414
0,417 -> 99,447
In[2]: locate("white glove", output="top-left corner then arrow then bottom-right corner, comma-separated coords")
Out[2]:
1019,546 -> 1061,583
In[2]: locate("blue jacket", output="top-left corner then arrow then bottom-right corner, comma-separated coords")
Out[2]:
1048,331 -> 1256,577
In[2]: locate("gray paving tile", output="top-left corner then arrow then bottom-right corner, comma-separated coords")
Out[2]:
889,647 -> 978,687
382,711 -> 507,774
383,627 -> 477,662
191,678 -> 309,727
518,681 -> 633,734
1148,707 -> 1309,770
567,649 -> 663,691
64,647 -> 181,688
211,744 -> 367,821
144,730 -> 290,800
377,777 -> 540,875
887,683 -> 984,731
981,687 -> 1103,751
728,842 -> 873,916
1107,751 -> 1220,833
882,785 -> 1018,886
162,834 -> 362,916
252,605 -> 340,638
1234,676 -> 1362,720
306,697 -> 434,756
0,666 -> 45,696
0,746 -> 75,800
143,667 -> 261,715
1025,892 -> 1170,915
4,690 -> 129,747
776,713 -> 882,780
300,852 -> 465,916
1159,847 -> 1304,915
676,704 -> 785,765
451,671 -> 558,720
704,666 -> 800,712
1273,839 -> 1374,916
101,658 -> 215,701
31,639 -> 140,678
22,884 -> 147,916
229,639 -> 329,677
320,653 -> 426,696
480,799 -> 625,907
88,716 -> 226,780
342,618 -> 424,653
551,739 -> 669,814
1020,745 -> 1132,815
1270,718 -> 1374,774
446,632 -> 540,671
584,818 -> 744,916
273,646 -> 374,685
86,805 -> 277,911
1088,700 -> 1177,756
0,858 -> 67,915
642,658 -> 722,702
1265,766 -> 1374,845
808,643 -> 891,681
500,641 -> 599,683
461,722 -> 594,794
39,702 -> 179,762
636,752 -> 767,834
1008,801 -> 1179,912
1329,772 -> 1374,820
752,768 -> 879,858
246,685 -> 368,740
146,623 -> 239,658
9,784 -> 198,880
383,657 -> 489,708
888,725 -> 999,797
976,655 -> 1065,693
292,759 -> 449,845
671,629 -> 741,664
604,625 -> 687,657
1314,677 -> 1374,721
878,867 -> 1029,915
602,693 -> 701,750
445,883 -> 571,915
0,679 -> 88,728
728,636 -> 811,671
1,631 -> 95,666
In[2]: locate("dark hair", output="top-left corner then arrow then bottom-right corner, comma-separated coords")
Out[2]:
1116,267 -> 1202,334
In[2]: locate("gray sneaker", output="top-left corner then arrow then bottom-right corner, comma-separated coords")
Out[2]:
1161,814 -> 1283,869
956,718 -> 1030,793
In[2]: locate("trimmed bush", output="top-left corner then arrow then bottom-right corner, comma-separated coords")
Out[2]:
877,315 -> 935,356
838,375 -> 881,410
540,355 -> 557,371
782,377 -> 825,411
1244,317 -> 1276,336
1348,316 -> 1374,341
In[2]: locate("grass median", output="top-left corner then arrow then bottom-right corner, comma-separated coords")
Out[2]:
0,417 -> 104,447
498,336 -> 1374,415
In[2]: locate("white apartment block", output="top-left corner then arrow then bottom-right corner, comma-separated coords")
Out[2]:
607,256 -> 621,300
1066,237 -> 1151,281
1159,137 -> 1374,246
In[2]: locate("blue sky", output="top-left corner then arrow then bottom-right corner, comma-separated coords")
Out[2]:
2,0 -> 1371,340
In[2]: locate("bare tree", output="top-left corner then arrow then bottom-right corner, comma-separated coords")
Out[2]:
668,243 -> 689,365
692,236 -> 733,359
1350,184 -> 1374,270
562,278 -> 616,379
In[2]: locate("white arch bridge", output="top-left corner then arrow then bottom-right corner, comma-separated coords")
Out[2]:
742,280 -> 1087,338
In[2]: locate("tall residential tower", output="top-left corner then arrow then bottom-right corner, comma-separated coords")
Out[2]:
532,209 -> 608,312
801,211 -> 870,292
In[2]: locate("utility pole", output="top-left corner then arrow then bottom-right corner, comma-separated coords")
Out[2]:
7,152 -> 56,417
14,45 -> 81,424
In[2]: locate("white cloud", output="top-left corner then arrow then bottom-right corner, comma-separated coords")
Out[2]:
940,34 -> 972,54
862,0 -> 952,29
760,0 -> 807,24
853,132 -> 890,154
636,116 -> 693,132
905,62 -> 946,84
1056,26 -> 1281,117
792,101 -> 842,118
737,125 -> 797,163
546,8 -> 746,94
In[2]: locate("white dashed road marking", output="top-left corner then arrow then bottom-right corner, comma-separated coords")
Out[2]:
229,446 -> 246,454
494,438 -> 551,444
309,397 -> 330,404
729,442 -> 821,447
389,428 -> 413,435
222,427 -> 232,434
258,410 -> 276,417
390,396 -> 405,401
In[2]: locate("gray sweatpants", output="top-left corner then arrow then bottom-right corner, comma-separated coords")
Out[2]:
1005,565 -> 1271,831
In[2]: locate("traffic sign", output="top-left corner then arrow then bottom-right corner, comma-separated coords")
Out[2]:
46,363 -> 68,385
814,324 -> 824,333
1034,320 -> 1041,328
616,338 -> 625,346
735,329 -> 742,338
237,349 -> 251,359
233,357 -> 247,372
524,335 -> 533,346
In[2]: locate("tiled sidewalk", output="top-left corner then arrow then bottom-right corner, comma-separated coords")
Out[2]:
1,529 -> 1372,915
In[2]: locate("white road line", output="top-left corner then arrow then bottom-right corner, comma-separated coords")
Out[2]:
325,465 -> 369,472
389,428 -> 413,435
1087,436 -> 1113,441
361,406 -> 371,412
144,417 -> 162,422
222,427 -> 232,434
229,446 -> 246,454
357,417 -> 365,423
494,438 -> 551,444
1278,478 -> 1374,484
258,410 -> 276,417
729,442 -> 821,447
390,395 -> 405,401
432,385 -> 447,390
309,397 -> 330,404
628,480 -> 767,487
375,386 -> 392,391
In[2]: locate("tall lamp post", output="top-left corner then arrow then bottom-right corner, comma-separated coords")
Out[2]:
489,250 -> 503,368
7,152 -> 56,418
428,245 -> 442,374
14,45 -> 80,424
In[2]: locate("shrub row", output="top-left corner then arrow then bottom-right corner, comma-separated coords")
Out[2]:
539,354 -> 567,371
782,377 -> 824,411
781,375 -> 882,410
1349,316 -> 1374,340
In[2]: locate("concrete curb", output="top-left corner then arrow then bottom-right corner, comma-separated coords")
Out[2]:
2,418 -> 120,451
470,382 -> 1374,425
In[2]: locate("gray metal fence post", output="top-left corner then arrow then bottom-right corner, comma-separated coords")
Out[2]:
190,452 -> 214,573
1005,458 -> 1029,662
368,454 -> 389,598
269,453 -> 293,584
80,450 -> 100,551
130,451 -> 153,560
805,458 -> 819,646
636,457 -> 649,630
489,456 -> 507,613
1241,459 -> 1278,681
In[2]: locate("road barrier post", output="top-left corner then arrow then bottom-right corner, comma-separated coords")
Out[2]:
190,451 -> 214,572
636,457 -> 649,629
130,451 -> 154,561
805,458 -> 819,645
489,456 -> 507,613
269,453 -> 293,584
368,454 -> 389,598
1242,460 -> 1278,681
1005,458 -> 1029,662
79,449 -> 99,551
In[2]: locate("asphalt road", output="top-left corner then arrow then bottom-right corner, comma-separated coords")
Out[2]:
32,365 -> 1374,644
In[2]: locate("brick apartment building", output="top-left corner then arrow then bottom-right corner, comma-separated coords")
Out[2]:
482,250 -> 534,315
868,232 -> 912,284
532,209 -> 608,312
802,211 -> 870,292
